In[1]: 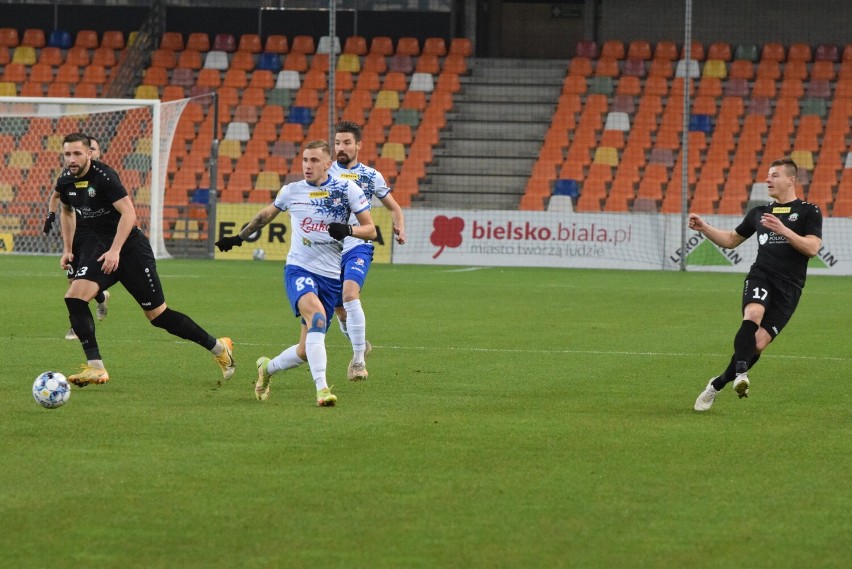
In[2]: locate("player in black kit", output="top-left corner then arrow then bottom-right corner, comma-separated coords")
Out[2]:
54,132 -> 235,386
689,157 -> 823,411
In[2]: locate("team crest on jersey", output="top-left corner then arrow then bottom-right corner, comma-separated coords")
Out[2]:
789,213 -> 799,222
354,258 -> 365,266
759,234 -> 769,245
74,181 -> 88,188
309,190 -> 329,198
302,237 -> 312,247
88,187 -> 96,197
772,206 -> 791,214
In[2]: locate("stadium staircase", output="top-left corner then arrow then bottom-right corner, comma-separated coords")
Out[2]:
413,58 -> 565,209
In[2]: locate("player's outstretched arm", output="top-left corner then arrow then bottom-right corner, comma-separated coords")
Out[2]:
688,213 -> 745,249
216,204 -> 280,252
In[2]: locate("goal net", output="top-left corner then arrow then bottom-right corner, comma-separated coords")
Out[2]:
0,96 -> 188,259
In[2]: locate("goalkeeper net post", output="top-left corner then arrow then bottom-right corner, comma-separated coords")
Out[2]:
0,95 -> 190,259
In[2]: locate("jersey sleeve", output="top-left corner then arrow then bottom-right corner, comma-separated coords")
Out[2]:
97,165 -> 129,203
734,207 -> 759,239
273,184 -> 291,212
803,203 -> 823,238
372,170 -> 391,199
346,180 -> 370,214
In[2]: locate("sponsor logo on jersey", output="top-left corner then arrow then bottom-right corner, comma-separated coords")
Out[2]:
309,190 -> 329,198
339,172 -> 359,181
772,206 -> 791,214
75,181 -> 88,188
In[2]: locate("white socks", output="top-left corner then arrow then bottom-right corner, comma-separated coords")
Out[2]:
343,299 -> 366,363
269,345 -> 304,374
305,331 -> 328,390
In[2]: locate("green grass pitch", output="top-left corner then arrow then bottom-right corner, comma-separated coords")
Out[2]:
1,254 -> 849,568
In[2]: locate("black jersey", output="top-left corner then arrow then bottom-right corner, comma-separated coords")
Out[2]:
55,160 -> 142,244
735,199 -> 822,289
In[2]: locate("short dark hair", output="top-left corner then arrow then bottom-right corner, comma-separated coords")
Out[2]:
770,157 -> 798,178
335,120 -> 361,142
63,132 -> 91,147
87,135 -> 101,148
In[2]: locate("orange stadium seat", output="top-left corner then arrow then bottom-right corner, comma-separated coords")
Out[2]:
449,38 -> 472,57
187,33 -> 210,52
75,30 -> 98,49
627,40 -> 652,60
600,40 -> 624,59
265,34 -> 288,54
396,37 -> 420,56
653,41 -> 678,61
291,35 -> 315,54
102,30 -> 125,50
343,35 -> 367,56
22,28 -> 45,48
707,42 -> 732,61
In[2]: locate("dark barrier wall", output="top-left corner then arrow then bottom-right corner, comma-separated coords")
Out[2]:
0,4 -> 452,45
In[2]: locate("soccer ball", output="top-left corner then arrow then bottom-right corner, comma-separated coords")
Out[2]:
32,371 -> 71,409
252,248 -> 266,261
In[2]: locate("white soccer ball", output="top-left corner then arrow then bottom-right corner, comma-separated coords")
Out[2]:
32,371 -> 71,409
252,248 -> 266,261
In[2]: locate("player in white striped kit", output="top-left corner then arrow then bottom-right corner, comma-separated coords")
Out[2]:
330,121 -> 407,381
215,140 -> 375,406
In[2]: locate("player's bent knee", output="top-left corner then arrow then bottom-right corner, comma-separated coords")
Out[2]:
308,312 -> 326,333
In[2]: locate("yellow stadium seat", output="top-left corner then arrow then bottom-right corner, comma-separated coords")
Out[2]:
593,146 -> 619,166
374,90 -> 400,109
380,142 -> 406,162
134,85 -> 159,99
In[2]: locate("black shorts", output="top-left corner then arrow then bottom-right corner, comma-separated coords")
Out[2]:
70,232 -> 165,309
741,275 -> 802,338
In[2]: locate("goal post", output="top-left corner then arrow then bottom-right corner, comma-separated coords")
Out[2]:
0,96 -> 190,259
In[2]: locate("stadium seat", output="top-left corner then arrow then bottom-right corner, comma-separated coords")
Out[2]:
675,59 -> 700,78
681,41 -> 705,61
22,28 -> 45,48
187,32 -> 210,52
102,30 -> 125,50
814,43 -> 839,62
213,33 -> 236,53
594,57 -> 619,77
396,37 -> 420,56
134,85 -> 159,99
177,49 -> 203,70
702,59 -> 727,79
622,58 -> 646,78
448,37 -> 472,57
648,59 -> 673,78
204,50 -> 230,70
287,106 -> 312,125
654,41 -> 678,61
707,42 -> 732,61
342,35 -> 367,56
423,37 -> 447,57
317,35 -> 341,54
575,39 -> 598,59
601,40 -> 624,59
47,29 -> 71,49
336,53 -> 360,73
283,52 -> 308,72
74,30 -> 98,49
291,35 -> 315,54
409,72 -> 434,92
12,46 -> 36,65
92,46 -> 116,67
734,43 -> 759,61
160,32 -> 184,51
265,34 -> 288,54
729,60 -> 754,80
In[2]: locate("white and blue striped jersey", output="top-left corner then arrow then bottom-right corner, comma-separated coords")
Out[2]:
329,161 -> 390,253
273,175 -> 370,278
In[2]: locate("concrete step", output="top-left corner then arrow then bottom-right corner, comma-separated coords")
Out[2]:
435,139 -> 540,158
459,84 -> 562,101
450,104 -> 555,122
422,173 -> 527,193
442,121 -> 547,140
428,156 -> 535,176
411,190 -> 521,210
